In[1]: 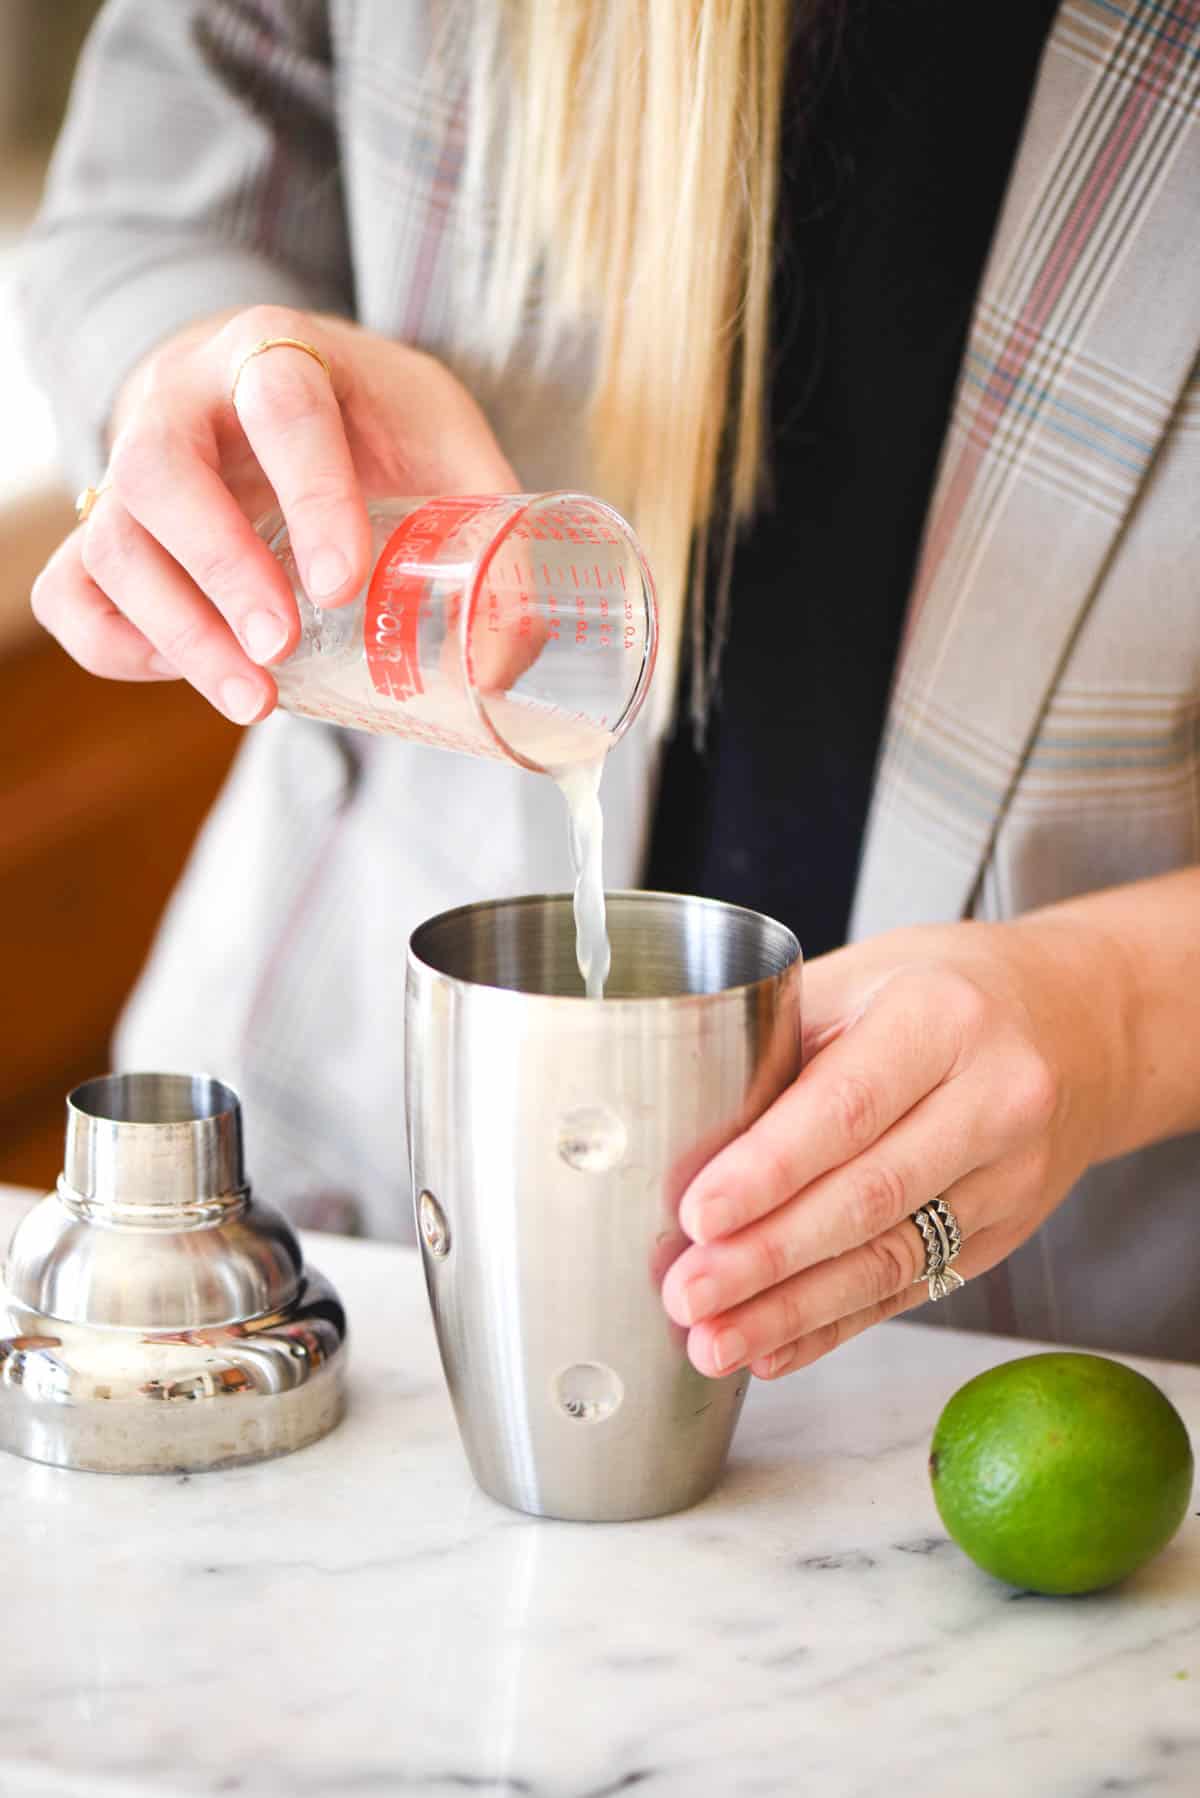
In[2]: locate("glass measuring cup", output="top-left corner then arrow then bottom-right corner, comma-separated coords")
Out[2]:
263,493 -> 657,772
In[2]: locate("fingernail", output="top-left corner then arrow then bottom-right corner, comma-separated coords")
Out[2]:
219,676 -> 264,724
147,654 -> 176,677
306,547 -> 349,600
681,1274 -> 719,1324
241,609 -> 289,664
712,1328 -> 747,1374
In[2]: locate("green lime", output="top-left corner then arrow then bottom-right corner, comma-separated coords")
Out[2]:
929,1352 -> 1194,1595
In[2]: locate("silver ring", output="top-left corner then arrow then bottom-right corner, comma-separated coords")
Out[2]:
911,1196 -> 965,1303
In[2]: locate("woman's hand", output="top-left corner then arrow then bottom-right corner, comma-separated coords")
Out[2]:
662,911 -> 1135,1380
30,305 -> 517,723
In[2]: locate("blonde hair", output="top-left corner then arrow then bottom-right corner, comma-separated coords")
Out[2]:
463,2 -> 792,735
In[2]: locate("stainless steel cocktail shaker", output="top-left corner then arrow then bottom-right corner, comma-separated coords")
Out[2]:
406,892 -> 802,1521
0,1073 -> 347,1473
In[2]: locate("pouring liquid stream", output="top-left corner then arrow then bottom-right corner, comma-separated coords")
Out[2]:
553,757 -> 611,1000
489,699 -> 613,1001
271,638 -> 617,996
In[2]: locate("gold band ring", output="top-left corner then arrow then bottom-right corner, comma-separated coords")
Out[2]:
231,335 -> 333,408
75,484 -> 110,525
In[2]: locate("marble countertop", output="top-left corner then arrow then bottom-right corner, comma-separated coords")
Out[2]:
1,1186 -> 1196,1798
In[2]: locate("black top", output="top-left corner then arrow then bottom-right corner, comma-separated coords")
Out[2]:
645,0 -> 1059,958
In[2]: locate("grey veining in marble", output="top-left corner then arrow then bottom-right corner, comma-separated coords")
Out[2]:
0,1189 -> 1196,1798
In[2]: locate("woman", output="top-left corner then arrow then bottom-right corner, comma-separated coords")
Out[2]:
20,0 -> 1200,1373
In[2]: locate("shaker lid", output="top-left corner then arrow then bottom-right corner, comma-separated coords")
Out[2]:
0,1073 -> 348,1474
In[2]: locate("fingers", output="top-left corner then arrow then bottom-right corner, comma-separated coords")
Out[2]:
683,1173 -> 996,1378
33,301 -> 525,713
37,484 -> 281,719
108,410 -> 302,667
750,1220 -> 1009,1380
663,938 -> 1074,1382
37,304 -> 378,718
679,967 -> 973,1244
31,533 -> 175,681
78,495 -> 274,722
220,314 -> 371,607
663,1079 -> 991,1329
110,300 -> 370,656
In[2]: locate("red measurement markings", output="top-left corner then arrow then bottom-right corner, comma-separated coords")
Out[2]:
598,580 -> 612,650
542,563 -> 561,642
623,566 -> 637,648
518,501 -> 624,546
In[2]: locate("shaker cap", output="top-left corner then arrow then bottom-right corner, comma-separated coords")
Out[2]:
0,1073 -> 347,1474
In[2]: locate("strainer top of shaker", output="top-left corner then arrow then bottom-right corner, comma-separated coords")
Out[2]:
62,1071 -> 246,1215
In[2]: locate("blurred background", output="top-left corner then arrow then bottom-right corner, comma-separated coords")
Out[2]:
0,0 -> 240,1189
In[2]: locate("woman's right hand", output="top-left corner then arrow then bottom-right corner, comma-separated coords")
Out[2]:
30,306 -> 518,723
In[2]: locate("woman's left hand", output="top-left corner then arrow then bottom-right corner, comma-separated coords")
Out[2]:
661,913 -> 1131,1380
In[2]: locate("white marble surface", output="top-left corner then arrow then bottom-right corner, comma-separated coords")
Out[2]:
0,1185 -> 1197,1798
